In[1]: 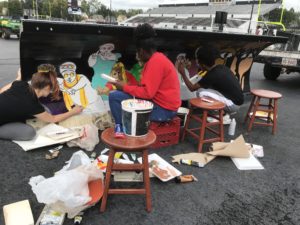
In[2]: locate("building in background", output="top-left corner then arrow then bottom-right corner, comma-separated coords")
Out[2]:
120,0 -> 281,34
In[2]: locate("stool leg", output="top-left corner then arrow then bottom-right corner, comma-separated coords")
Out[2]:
244,95 -> 256,123
267,98 -> 273,124
248,97 -> 260,132
219,109 -> 224,142
142,149 -> 151,212
198,110 -> 207,152
100,148 -> 115,212
272,99 -> 278,135
181,107 -> 193,142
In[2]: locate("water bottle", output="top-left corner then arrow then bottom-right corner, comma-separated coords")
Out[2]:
228,118 -> 236,136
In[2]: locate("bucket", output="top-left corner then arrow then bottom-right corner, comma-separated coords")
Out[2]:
177,107 -> 189,127
121,99 -> 153,137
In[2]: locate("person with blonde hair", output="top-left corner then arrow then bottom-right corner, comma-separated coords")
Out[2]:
0,66 -> 83,141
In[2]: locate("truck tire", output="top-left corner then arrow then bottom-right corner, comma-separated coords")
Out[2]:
263,64 -> 281,80
2,29 -> 10,39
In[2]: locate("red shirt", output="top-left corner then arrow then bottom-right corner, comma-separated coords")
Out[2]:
123,52 -> 181,111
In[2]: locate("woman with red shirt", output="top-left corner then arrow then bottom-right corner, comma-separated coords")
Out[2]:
109,23 -> 181,137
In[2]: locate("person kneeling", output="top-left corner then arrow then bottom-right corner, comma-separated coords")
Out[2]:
0,69 -> 83,141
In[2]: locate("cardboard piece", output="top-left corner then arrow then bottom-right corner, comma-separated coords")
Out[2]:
13,123 -> 81,151
172,152 -> 216,167
208,135 -> 250,158
3,200 -> 34,225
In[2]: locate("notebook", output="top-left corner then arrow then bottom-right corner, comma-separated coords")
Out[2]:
3,200 -> 34,225
231,153 -> 264,170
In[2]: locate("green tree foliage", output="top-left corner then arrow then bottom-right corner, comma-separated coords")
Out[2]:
265,8 -> 298,28
6,0 -> 22,16
0,0 -> 143,20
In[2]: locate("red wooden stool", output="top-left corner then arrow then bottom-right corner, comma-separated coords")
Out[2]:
245,89 -> 282,134
100,128 -> 156,212
182,97 -> 225,152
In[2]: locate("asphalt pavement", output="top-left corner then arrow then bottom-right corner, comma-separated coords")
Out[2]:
0,38 -> 300,225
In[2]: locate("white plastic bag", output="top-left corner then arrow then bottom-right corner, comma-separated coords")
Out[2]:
67,124 -> 99,151
29,151 -> 103,218
56,150 -> 91,174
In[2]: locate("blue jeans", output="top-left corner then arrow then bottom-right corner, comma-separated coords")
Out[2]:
109,90 -> 177,125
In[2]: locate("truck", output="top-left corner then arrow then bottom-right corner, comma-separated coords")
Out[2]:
0,16 -> 21,39
255,30 -> 300,80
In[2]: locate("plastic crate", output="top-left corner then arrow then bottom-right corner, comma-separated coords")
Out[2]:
149,116 -> 181,149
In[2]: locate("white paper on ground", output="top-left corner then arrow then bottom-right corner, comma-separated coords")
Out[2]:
231,153 -> 264,170
3,200 -> 34,225
138,153 -> 182,182
13,123 -> 81,151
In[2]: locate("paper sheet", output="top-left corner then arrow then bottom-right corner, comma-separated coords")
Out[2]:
231,153 -> 264,170
13,123 -> 80,151
138,153 -> 182,182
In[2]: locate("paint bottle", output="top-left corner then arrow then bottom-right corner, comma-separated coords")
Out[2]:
228,118 -> 236,136
74,215 -> 82,225
180,159 -> 203,167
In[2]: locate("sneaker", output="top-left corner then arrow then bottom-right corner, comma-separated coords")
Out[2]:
207,114 -> 232,125
114,124 -> 125,138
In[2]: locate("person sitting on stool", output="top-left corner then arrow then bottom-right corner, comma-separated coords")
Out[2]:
109,23 -> 181,138
177,45 -> 244,117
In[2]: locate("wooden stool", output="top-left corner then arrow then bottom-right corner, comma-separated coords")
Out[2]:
100,128 -> 156,212
245,89 -> 282,134
182,97 -> 225,152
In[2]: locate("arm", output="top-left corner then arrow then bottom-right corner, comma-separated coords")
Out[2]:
34,105 -> 83,123
177,62 -> 201,92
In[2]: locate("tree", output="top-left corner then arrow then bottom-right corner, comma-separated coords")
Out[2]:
7,0 -> 22,16
266,8 -> 297,28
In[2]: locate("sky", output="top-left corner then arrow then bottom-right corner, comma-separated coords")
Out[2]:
101,0 -> 300,12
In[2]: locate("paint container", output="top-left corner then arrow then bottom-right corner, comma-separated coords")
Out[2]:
180,159 -> 204,167
175,175 -> 198,183
74,215 -> 82,225
121,99 -> 153,137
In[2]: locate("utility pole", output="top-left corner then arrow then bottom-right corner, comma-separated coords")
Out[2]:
110,0 -> 112,23
49,0 -> 52,19
248,0 -> 255,34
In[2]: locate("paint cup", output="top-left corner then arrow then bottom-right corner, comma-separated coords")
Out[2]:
121,99 -> 153,137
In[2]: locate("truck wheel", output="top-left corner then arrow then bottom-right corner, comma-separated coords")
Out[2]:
263,64 -> 281,80
2,30 -> 10,39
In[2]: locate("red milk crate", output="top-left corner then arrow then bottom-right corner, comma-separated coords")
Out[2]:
149,116 -> 181,149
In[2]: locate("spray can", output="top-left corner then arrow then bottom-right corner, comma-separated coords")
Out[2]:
228,118 -> 236,136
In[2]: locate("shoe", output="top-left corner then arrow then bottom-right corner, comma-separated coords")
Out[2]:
207,114 -> 231,125
114,124 -> 125,138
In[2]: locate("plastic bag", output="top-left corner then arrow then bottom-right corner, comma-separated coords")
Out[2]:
29,151 -> 103,218
56,150 -> 91,174
67,124 -> 99,151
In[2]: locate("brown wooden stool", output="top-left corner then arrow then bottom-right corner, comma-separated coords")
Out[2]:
182,97 -> 225,152
100,128 -> 156,212
245,89 -> 282,134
